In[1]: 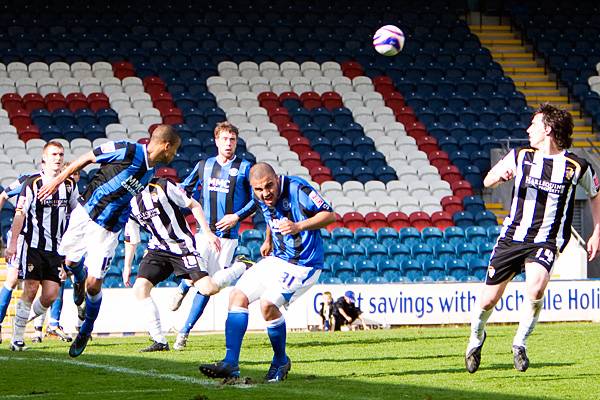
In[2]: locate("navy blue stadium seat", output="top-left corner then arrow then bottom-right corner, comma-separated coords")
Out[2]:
464,225 -> 488,245
447,259 -> 469,281
433,242 -> 455,262
468,258 -> 489,281
343,243 -> 366,264
475,211 -> 498,227
452,211 -> 475,228
456,242 -> 479,261
487,225 -> 502,241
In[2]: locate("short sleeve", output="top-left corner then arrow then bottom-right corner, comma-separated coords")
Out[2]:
166,180 -> 192,208
578,164 -> 600,198
93,141 -> 128,163
124,218 -> 141,244
298,184 -> 332,214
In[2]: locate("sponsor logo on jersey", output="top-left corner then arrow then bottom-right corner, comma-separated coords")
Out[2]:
42,198 -> 68,207
121,176 -> 145,195
268,217 -> 289,233
27,263 -> 34,272
100,141 -> 116,154
308,191 -> 325,208
524,176 -> 565,194
138,208 -> 160,221
208,177 -> 230,193
229,168 -> 239,177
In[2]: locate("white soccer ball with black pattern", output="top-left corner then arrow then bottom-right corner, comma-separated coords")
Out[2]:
373,25 -> 405,56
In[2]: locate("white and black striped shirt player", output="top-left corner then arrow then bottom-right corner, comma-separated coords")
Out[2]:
493,147 -> 600,251
16,172 -> 79,253
125,178 -> 196,255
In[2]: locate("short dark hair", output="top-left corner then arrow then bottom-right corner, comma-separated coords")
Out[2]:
535,103 -> 573,150
150,124 -> 181,146
214,121 -> 239,138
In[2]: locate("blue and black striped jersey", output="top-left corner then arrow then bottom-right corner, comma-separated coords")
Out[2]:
80,141 -> 154,232
181,155 -> 255,239
2,174 -> 29,198
257,175 -> 332,269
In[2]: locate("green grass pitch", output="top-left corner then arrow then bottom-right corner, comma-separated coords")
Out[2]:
1,322 -> 599,400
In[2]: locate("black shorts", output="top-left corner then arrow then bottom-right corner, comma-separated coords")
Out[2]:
486,239 -> 556,285
138,249 -> 208,286
23,247 -> 63,283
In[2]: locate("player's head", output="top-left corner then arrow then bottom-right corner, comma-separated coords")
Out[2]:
41,141 -> 65,175
324,291 -> 332,300
249,162 -> 279,207
64,161 -> 80,183
148,124 -> 181,165
214,121 -> 239,160
528,103 -> 573,150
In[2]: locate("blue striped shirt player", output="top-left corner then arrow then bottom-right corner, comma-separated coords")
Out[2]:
199,162 -> 335,382
37,125 -> 180,358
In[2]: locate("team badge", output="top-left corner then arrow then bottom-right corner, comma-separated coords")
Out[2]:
27,264 -> 34,272
487,266 -> 495,279
151,191 -> 159,202
229,168 -> 239,177
565,167 -> 574,181
282,198 -> 290,210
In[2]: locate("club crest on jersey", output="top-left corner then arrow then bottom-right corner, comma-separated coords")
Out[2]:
282,198 -> 291,210
565,167 -> 575,181
151,191 -> 159,202
487,266 -> 495,278
229,168 -> 239,177
208,177 -> 230,193
27,263 -> 34,272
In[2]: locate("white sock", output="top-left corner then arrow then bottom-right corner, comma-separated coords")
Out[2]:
212,262 -> 246,289
467,308 -> 493,352
12,300 -> 32,342
513,298 -> 544,348
140,297 -> 166,344
33,313 -> 46,330
30,298 -> 48,323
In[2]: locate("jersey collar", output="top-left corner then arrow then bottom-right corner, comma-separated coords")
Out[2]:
216,154 -> 236,166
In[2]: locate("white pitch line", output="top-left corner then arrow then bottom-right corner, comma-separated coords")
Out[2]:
0,356 -> 256,389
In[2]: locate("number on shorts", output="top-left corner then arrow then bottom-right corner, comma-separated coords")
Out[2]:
535,248 -> 554,264
280,271 -> 296,288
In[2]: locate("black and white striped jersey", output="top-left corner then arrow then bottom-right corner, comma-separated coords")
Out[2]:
16,172 -> 79,253
125,178 -> 196,255
493,147 -> 599,251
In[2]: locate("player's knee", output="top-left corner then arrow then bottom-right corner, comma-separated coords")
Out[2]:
228,288 -> 249,308
132,280 -> 152,300
86,277 -> 103,295
260,300 -> 280,320
194,276 -> 218,296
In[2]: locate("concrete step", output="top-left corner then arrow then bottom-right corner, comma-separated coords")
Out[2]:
515,81 -> 558,88
469,24 -> 512,31
503,67 -> 545,74
498,60 -> 540,68
481,39 -> 523,46
511,74 -> 553,82
520,88 -> 562,96
573,140 -> 600,147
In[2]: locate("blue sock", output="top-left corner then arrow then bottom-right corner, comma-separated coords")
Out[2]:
180,293 -> 210,334
49,281 -> 65,327
65,262 -> 86,283
223,308 -> 249,367
80,292 -> 102,336
0,286 -> 13,323
267,316 -> 287,366
178,280 -> 192,295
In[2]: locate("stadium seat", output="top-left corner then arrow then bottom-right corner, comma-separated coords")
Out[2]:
475,210 -> 498,227
343,243 -> 366,264
399,227 -> 421,246
447,259 -> 469,281
377,227 -> 398,246
444,226 -> 465,246
465,226 -> 488,245
331,227 -> 354,247
421,227 -> 444,245
400,259 -> 423,281
452,211 -> 475,228
354,227 -> 376,245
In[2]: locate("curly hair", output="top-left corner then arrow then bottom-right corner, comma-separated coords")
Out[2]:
535,103 -> 573,150
214,121 -> 239,138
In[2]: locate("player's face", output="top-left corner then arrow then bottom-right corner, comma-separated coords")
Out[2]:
159,140 -> 180,164
42,145 -> 64,173
527,113 -> 548,149
215,130 -> 237,160
251,174 -> 279,207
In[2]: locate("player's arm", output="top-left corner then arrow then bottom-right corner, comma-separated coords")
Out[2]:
484,149 -> 517,189
0,191 -> 9,210
123,219 -> 140,287
279,184 -> 335,235
260,224 -> 273,256
38,151 -> 96,200
5,184 -> 32,260
588,194 -> 600,261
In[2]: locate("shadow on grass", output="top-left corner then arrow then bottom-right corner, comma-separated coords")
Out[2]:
0,339 -> 576,400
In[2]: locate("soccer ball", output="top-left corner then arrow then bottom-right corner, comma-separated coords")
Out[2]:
372,25 -> 405,56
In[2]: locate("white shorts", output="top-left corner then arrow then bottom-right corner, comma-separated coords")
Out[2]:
235,256 -> 321,308
6,231 -> 23,270
58,204 -> 120,279
195,234 -> 237,276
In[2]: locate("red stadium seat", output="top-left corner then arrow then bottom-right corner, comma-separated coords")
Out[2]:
321,92 -> 343,110
430,211 -> 454,230
137,137 -> 150,144
143,76 -> 166,96
9,108 -> 32,132
66,93 -> 88,112
441,195 -> 464,214
156,167 -> 178,182
87,92 -> 110,112
364,211 -> 388,231
279,91 -> 300,105
384,91 -> 405,109
162,108 -> 183,125
439,165 -> 463,184
289,136 -> 312,153
112,61 -> 136,80
257,92 -> 280,109
268,107 -> 291,126
19,125 -> 40,142
44,93 -> 67,112
416,136 -> 438,154
238,217 -> 254,234
300,92 -> 321,110
387,211 -> 410,230
340,61 -> 364,79
409,211 -> 432,231
451,180 -> 474,199
342,212 -> 365,231
280,123 -> 302,141
22,93 -> 45,113
428,151 -> 451,169
311,166 -> 332,184
1,93 -> 23,113
152,92 -> 175,111
298,151 -> 322,169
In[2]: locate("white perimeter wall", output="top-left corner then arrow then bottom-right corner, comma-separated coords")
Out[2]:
60,278 -> 600,334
